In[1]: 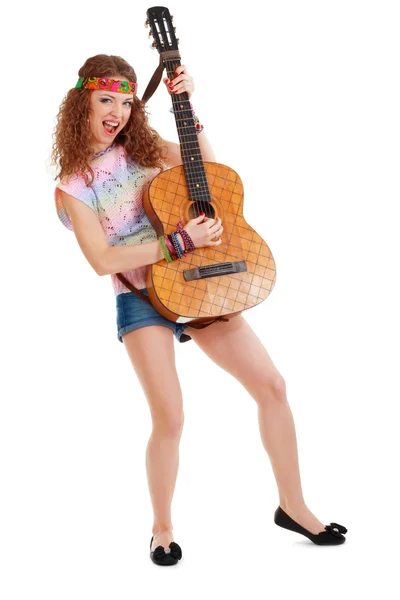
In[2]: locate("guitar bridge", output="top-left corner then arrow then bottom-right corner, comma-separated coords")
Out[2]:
183,261 -> 247,281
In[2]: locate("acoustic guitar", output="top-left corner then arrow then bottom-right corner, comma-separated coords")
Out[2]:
117,6 -> 276,327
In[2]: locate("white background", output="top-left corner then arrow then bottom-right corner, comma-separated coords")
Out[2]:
1,0 -> 399,597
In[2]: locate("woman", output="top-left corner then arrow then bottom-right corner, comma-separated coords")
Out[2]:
52,54 -> 347,566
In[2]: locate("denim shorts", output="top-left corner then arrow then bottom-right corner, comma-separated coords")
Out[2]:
116,288 -> 192,344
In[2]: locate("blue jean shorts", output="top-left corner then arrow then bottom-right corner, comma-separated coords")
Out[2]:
116,288 -> 192,344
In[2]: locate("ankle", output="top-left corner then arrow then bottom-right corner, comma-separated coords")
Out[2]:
279,498 -> 307,513
152,525 -> 173,536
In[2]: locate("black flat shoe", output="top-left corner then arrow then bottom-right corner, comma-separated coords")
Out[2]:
274,506 -> 347,545
150,535 -> 183,566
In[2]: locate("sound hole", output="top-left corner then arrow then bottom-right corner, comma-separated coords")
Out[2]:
188,201 -> 215,220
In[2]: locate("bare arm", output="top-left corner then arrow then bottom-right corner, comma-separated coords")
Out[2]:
60,190 -> 184,276
100,240 -> 165,276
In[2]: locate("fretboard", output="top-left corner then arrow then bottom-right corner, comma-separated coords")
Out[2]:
165,59 -> 211,204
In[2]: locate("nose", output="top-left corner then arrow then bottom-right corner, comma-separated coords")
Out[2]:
110,104 -> 123,120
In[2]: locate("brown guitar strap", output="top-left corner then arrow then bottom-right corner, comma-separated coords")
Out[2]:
141,50 -> 180,105
116,273 -> 151,304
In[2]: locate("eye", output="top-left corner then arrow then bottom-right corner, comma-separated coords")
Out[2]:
100,98 -> 111,103
124,101 -> 133,107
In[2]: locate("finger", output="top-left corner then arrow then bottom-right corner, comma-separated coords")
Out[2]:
170,82 -> 186,94
168,77 -> 194,93
175,65 -> 187,76
209,219 -> 220,229
169,74 -> 186,86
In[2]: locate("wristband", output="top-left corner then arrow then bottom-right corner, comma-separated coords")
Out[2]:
159,236 -> 173,263
165,234 -> 176,255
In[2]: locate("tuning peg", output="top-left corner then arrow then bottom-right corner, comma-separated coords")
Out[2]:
145,18 -> 150,26
170,14 -> 174,21
151,40 -> 158,48
148,29 -> 153,37
173,27 -> 176,32
176,38 -> 180,44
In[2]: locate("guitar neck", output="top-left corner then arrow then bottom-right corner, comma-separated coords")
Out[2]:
164,58 -> 211,204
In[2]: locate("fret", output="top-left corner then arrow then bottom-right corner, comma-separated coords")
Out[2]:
175,117 -> 197,124
184,184 -> 209,191
181,165 -> 208,173
180,157 -> 203,163
171,101 -> 191,109
178,128 -> 197,137
182,167 -> 207,180
175,127 -> 198,136
180,149 -> 203,156
183,174 -> 208,182
179,142 -> 201,149
177,138 -> 201,146
182,164 -> 207,175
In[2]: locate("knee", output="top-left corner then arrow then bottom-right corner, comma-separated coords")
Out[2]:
255,375 -> 287,404
153,410 -> 185,437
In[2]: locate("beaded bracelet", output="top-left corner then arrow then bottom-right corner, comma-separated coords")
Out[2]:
170,231 -> 185,258
159,236 -> 173,263
167,233 -> 184,256
190,103 -> 204,134
176,219 -> 196,252
174,231 -> 187,256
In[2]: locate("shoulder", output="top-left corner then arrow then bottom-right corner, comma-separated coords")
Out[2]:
56,168 -> 96,210
160,139 -> 181,168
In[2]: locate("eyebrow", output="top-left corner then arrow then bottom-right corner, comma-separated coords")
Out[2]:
100,94 -> 134,101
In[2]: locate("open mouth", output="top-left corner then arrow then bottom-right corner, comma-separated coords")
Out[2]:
103,121 -> 119,135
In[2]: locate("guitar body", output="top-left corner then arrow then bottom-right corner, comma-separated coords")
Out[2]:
144,161 -> 276,324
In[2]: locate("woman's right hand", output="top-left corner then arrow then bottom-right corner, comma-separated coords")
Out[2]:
183,214 -> 223,249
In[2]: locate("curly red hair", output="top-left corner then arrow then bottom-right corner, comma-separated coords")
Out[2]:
51,54 -> 166,186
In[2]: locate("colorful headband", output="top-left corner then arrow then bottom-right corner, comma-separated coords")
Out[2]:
75,76 -> 138,95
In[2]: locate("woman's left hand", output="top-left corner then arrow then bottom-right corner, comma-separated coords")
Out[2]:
163,65 -> 194,99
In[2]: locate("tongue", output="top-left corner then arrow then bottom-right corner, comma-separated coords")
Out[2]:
104,123 -> 115,133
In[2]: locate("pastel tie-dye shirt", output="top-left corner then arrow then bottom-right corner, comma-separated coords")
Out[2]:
55,144 -> 162,296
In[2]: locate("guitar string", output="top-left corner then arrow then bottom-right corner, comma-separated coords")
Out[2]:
166,60 -> 211,209
168,80 -> 210,209
165,59 -> 212,216
154,20 -> 209,206
164,58 -> 220,293
164,59 -> 222,296
166,59 -> 204,186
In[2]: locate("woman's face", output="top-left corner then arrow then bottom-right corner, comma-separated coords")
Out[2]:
88,75 -> 134,153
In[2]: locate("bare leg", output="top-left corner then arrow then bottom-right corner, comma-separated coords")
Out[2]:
255,381 -> 325,533
189,316 -> 327,534
122,325 -> 184,551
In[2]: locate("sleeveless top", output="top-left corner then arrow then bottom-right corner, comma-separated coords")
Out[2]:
54,143 -> 162,296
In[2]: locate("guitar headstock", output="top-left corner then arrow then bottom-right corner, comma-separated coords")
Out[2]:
146,6 -> 179,53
